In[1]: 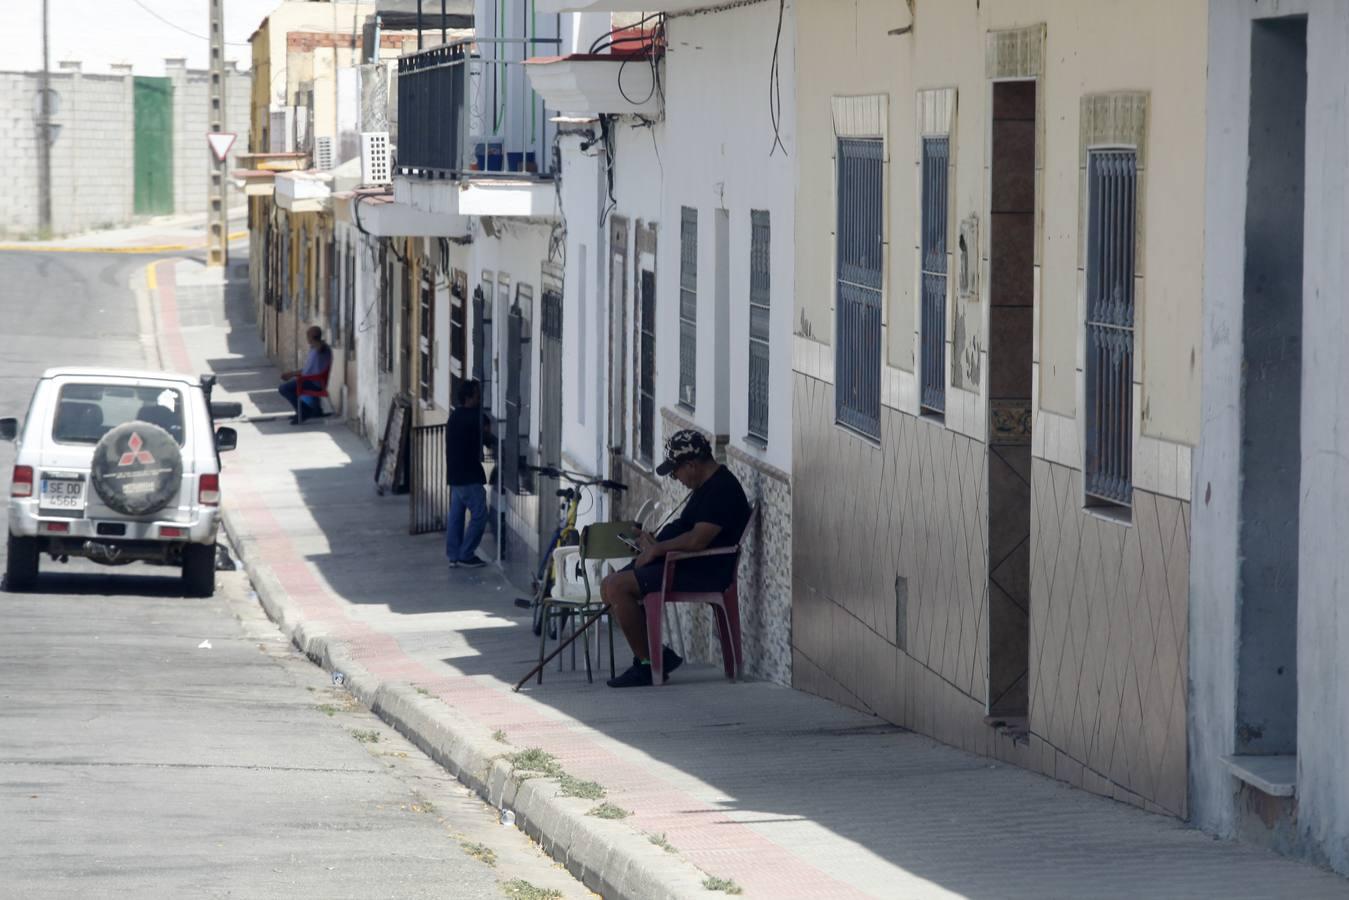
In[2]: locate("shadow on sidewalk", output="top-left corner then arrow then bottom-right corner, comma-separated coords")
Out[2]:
193,256 -> 1348,899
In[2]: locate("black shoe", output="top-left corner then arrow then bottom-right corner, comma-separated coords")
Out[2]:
458,556 -> 487,569
662,646 -> 683,681
606,659 -> 654,688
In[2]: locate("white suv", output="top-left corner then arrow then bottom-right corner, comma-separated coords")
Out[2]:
2,368 -> 239,596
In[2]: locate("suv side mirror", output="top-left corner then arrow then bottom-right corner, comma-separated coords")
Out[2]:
0,417 -> 17,441
210,401 -> 243,421
215,426 -> 238,452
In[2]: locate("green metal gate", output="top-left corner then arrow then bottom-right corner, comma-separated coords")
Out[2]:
133,77 -> 174,216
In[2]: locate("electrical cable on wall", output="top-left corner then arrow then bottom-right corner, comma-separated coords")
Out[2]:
768,0 -> 788,156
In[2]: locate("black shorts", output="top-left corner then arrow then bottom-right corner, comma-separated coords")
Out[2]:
624,559 -> 732,597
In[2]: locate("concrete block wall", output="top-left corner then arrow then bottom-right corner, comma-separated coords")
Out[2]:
168,61 -> 252,218
0,68 -> 134,237
0,62 -> 251,237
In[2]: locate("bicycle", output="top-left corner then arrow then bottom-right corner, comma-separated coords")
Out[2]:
512,464 -> 628,639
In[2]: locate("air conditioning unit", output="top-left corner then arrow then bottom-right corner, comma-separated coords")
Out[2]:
361,131 -> 391,185
315,135 -> 335,171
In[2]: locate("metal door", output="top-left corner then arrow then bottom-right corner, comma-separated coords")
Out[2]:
538,284 -> 563,553
133,77 -> 173,215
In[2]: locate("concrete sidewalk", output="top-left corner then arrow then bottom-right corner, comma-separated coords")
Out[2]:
154,256 -> 1349,899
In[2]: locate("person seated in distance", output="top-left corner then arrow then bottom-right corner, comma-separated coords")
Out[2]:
278,326 -> 333,424
600,430 -> 752,688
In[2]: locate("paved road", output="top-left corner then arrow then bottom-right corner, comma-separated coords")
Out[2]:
0,250 -> 589,899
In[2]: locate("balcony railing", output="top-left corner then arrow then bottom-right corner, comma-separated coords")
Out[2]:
397,38 -> 559,180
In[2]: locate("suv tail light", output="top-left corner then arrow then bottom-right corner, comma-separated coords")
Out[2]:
199,473 -> 220,506
11,465 -> 33,498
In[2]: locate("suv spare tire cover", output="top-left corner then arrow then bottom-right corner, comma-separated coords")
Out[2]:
90,421 -> 183,516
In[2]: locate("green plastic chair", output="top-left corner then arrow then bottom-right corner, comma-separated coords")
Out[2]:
536,520 -> 640,684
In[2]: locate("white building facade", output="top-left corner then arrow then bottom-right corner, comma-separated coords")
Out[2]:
1191,0 -> 1349,876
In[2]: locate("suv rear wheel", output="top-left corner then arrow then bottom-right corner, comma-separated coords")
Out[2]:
182,544 -> 215,598
5,534 -> 39,592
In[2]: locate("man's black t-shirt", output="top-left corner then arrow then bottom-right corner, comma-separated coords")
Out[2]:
654,465 -> 751,584
445,406 -> 487,486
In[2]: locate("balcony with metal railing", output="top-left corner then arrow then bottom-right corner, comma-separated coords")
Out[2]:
395,37 -> 561,219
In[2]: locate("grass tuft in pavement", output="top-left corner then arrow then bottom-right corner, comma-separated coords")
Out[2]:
350,729 -> 381,744
558,774 -> 605,801
648,832 -> 676,853
317,704 -> 339,717
493,729 -> 509,743
500,878 -> 562,900
587,802 -> 630,820
462,842 -> 497,867
701,875 -> 743,894
509,748 -> 563,778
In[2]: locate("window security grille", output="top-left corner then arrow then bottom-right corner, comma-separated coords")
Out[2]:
920,136 -> 950,415
748,210 -> 771,442
638,269 -> 657,465
835,138 -> 884,439
679,207 -> 698,409
418,273 -> 434,403
1084,149 -> 1137,507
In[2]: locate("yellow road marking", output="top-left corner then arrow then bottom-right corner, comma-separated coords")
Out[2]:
146,260 -> 159,292
0,230 -> 248,255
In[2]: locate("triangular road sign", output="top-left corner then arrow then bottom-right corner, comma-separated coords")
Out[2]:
207,132 -> 237,163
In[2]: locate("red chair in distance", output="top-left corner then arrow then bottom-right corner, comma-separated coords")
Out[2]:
643,504 -> 757,686
295,365 -> 331,422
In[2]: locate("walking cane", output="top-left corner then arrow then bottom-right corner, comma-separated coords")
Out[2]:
513,607 -> 607,692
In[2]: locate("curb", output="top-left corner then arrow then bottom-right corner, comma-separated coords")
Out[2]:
220,504 -> 713,900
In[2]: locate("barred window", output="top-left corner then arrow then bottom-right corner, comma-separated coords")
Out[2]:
1084,149 -> 1137,509
920,136 -> 950,415
679,206 -> 698,409
748,210 -> 771,443
835,138 -> 883,439
638,269 -> 657,466
418,272 -> 434,404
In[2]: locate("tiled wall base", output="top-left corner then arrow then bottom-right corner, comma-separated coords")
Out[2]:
792,372 -> 1189,818
1029,460 -> 1189,817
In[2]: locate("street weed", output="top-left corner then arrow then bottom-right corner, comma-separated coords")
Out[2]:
648,832 -> 676,853
587,803 -> 630,820
509,748 -> 563,778
317,704 -> 339,717
493,729 -> 508,743
414,686 -> 432,697
702,876 -> 743,894
500,879 -> 562,900
558,774 -> 605,801
462,841 -> 497,867
351,729 -> 381,744
409,798 -> 436,814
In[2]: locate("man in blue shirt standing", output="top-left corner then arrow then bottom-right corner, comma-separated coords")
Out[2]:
278,326 -> 333,424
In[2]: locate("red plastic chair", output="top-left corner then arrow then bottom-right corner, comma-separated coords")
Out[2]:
295,365 -> 331,421
643,504 -> 757,686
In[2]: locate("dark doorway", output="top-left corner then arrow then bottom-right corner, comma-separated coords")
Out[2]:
986,79 -> 1036,720
538,278 -> 564,554
1236,15 -> 1307,757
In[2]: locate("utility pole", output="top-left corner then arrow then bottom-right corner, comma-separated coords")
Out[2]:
37,0 -> 52,237
207,0 -> 228,267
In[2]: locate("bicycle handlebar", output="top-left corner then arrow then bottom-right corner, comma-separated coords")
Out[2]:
522,463 -> 627,492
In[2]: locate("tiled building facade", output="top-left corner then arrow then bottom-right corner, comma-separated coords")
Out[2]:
790,0 -> 1205,817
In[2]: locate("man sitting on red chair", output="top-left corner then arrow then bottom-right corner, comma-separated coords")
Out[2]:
277,326 -> 333,425
600,430 -> 752,688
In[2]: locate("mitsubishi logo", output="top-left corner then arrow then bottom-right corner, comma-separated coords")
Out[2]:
118,431 -> 155,467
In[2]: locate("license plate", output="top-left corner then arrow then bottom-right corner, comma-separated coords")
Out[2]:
39,474 -> 86,516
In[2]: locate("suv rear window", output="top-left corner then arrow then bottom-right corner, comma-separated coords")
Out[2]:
52,383 -> 186,446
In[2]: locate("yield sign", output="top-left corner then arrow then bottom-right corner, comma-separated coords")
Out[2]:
207,132 -> 237,162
